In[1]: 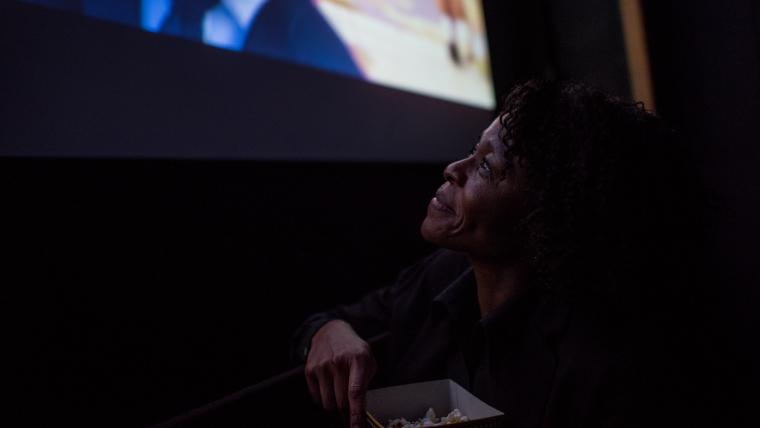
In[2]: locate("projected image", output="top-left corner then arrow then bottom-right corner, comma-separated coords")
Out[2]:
21,0 -> 495,109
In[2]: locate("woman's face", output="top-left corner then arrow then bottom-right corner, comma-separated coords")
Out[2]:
421,118 -> 529,259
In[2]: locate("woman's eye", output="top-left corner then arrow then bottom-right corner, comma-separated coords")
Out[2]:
467,145 -> 477,157
479,159 -> 492,177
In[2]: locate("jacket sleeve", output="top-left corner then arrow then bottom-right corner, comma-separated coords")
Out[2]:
288,250 -> 453,364
288,281 -> 399,364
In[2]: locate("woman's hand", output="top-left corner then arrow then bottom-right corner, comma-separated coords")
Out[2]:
305,319 -> 378,428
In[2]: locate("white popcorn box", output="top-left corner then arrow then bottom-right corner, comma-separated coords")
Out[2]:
366,379 -> 504,428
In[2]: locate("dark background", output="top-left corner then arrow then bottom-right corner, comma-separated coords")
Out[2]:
2,0 -> 758,426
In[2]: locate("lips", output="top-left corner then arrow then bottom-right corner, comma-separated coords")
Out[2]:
432,191 -> 455,215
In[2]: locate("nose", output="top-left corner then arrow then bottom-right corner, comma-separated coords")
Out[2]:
443,158 -> 467,186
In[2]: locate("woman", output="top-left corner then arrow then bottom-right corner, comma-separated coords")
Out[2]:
291,80 -> 708,428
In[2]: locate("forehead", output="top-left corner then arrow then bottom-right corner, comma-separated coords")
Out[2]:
483,117 -> 503,140
480,118 -> 506,153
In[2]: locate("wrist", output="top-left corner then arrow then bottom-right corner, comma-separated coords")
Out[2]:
304,318 -> 347,361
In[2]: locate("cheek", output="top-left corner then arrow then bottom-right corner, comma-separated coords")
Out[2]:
463,188 -> 502,221
467,193 -> 524,234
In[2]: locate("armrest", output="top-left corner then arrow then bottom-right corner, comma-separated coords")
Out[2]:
149,332 -> 390,428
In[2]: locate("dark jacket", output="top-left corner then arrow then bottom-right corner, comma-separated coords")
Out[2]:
292,249 -> 671,428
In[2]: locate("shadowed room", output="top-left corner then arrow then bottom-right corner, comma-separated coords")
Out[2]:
2,1 -> 758,427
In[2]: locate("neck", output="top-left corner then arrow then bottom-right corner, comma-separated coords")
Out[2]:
469,256 -> 529,318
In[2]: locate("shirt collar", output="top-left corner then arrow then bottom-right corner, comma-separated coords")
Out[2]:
431,267 -> 572,343
479,285 -> 543,335
432,266 -> 478,323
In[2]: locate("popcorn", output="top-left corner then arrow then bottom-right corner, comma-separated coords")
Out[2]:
440,408 -> 469,424
386,408 -> 469,428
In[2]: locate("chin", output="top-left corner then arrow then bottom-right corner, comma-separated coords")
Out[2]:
419,218 -> 435,242
420,218 -> 462,251
420,218 -> 443,245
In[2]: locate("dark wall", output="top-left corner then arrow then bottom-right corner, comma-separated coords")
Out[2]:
542,0 -> 631,97
642,0 -> 760,422
484,0 -> 631,100
4,158 -> 444,426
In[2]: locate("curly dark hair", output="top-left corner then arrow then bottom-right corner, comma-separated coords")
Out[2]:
499,80 -> 711,311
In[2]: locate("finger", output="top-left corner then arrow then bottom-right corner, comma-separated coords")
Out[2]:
347,357 -> 373,428
332,362 -> 349,415
305,367 -> 321,405
316,367 -> 337,412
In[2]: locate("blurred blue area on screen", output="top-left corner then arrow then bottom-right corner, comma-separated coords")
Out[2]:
202,0 -> 267,51
82,0 -> 140,26
20,0 -> 362,79
156,0 -> 216,41
141,0 -> 172,32
244,0 -> 361,77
